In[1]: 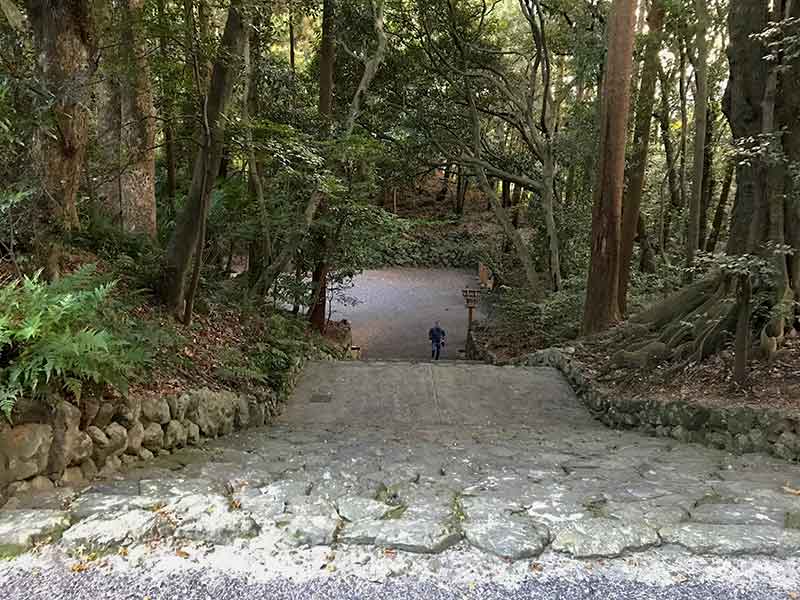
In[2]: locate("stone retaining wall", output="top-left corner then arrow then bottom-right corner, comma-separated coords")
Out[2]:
523,348 -> 800,463
0,357 -> 307,505
466,323 -> 800,462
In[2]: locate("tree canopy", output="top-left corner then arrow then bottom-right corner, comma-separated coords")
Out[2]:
1,0 -> 799,397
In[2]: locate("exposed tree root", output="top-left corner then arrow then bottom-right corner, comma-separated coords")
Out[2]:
593,273 -> 782,382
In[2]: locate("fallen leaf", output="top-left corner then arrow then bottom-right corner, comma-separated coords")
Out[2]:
783,485 -> 800,496
176,549 -> 190,559
70,562 -> 89,573
118,547 -> 129,557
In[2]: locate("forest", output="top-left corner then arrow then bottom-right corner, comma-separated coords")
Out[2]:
1,0 -> 799,417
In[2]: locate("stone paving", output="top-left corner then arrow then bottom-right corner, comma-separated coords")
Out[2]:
2,361 -> 800,592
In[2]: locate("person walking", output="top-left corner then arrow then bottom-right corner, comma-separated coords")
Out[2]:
429,321 -> 446,360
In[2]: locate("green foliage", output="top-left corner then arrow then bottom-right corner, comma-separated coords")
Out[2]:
214,311 -> 341,393
71,217 -> 164,292
361,215 -> 479,269
483,277 -> 587,347
0,266 -> 150,419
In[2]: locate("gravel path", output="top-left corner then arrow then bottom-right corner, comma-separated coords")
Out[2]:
330,268 -> 481,359
0,567 -> 790,600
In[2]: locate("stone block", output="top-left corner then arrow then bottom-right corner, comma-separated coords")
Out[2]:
92,402 -> 116,429
80,459 -> 98,481
164,420 -> 187,449
186,389 -> 237,438
116,395 -> 141,428
98,455 -> 122,478
167,394 -> 195,423
234,396 -> 250,429
142,397 -> 171,425
185,421 -> 200,446
126,421 -> 144,455
0,424 -> 53,486
61,467 -> 85,487
142,423 -> 164,451
90,423 -> 127,466
46,401 -> 83,477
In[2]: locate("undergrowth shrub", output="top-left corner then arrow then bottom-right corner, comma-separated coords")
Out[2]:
483,277 -> 587,347
364,217 -> 479,268
214,311 -> 341,393
71,217 -> 164,292
0,266 -> 150,418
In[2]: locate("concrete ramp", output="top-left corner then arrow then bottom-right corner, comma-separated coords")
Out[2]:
281,360 -> 586,428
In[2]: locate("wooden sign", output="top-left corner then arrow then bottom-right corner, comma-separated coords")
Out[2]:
462,288 -> 480,308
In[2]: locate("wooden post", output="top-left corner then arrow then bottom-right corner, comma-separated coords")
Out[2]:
462,288 -> 480,331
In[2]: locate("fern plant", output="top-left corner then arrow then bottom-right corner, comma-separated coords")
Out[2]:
0,266 -> 149,419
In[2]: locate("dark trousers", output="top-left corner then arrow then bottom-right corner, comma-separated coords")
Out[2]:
431,342 -> 441,360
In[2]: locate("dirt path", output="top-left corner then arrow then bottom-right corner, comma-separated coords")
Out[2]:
330,268 -> 481,359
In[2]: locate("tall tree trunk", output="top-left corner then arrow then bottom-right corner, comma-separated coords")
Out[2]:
343,2 -> 387,136
289,8 -> 296,78
678,43 -> 689,213
455,164 -> 467,215
725,2 -> 770,257
542,153 -> 561,291
724,0 -> 800,345
97,0 -> 157,238
158,0 -> 178,213
582,0 -> 638,334
698,103 -> 716,250
25,0 -> 95,272
436,164 -> 452,202
197,0 -> 212,88
182,0 -> 198,160
657,65 -> 682,248
501,179 -> 511,208
637,214 -> 657,273
510,183 -> 522,227
500,179 -> 517,254
685,0 -> 710,273
705,160 -> 734,253
618,0 -> 665,314
157,0 -> 177,208
309,0 -> 337,333
244,10 -> 272,286
161,2 -> 246,312
630,0 -> 649,94
318,0 -> 336,120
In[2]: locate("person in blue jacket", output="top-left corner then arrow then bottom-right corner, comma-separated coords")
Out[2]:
429,321 -> 446,360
